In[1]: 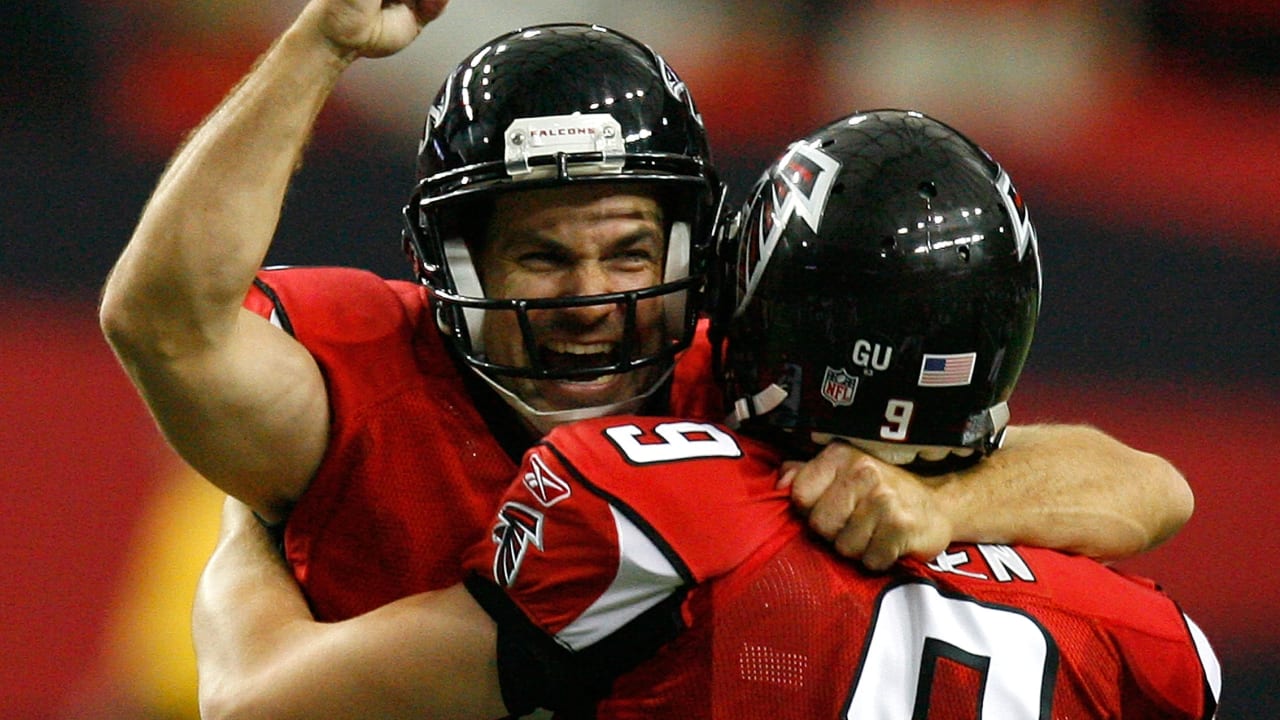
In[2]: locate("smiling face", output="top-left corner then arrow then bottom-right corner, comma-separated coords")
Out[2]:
473,183 -> 673,413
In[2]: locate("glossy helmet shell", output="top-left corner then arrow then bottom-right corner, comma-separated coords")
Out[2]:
403,24 -> 724,380
717,109 -> 1041,451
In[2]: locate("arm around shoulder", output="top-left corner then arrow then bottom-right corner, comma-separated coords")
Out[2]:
941,423 -> 1193,560
195,498 -> 506,720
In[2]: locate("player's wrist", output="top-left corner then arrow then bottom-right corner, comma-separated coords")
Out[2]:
928,474 -> 990,546
278,14 -> 361,76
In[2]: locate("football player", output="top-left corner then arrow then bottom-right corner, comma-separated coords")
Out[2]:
105,0 -> 1190,629
460,110 -> 1221,717
194,109 -> 1217,719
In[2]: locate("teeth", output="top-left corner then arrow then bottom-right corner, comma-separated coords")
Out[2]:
545,341 -> 614,355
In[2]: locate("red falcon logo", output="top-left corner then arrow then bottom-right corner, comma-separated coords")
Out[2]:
995,166 -> 1037,261
491,502 -> 544,588
735,140 -> 841,316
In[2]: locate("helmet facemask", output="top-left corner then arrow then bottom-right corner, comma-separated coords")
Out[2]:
401,24 -> 724,432
416,191 -> 703,380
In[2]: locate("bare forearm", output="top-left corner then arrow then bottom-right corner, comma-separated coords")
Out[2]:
194,499 -> 314,718
195,499 -> 505,720
102,0 -> 450,343
101,24 -> 350,356
98,2 -> 451,518
97,19 -> 351,516
938,424 -> 1193,560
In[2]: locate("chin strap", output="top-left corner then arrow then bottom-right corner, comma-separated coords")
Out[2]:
473,365 -> 675,436
441,238 -> 487,355
724,383 -> 790,429
984,401 -> 1011,452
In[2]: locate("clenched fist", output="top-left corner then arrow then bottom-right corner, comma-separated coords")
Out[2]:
782,441 -> 953,571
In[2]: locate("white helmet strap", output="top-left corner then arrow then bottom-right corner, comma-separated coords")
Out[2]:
662,220 -> 691,337
442,238 -> 486,355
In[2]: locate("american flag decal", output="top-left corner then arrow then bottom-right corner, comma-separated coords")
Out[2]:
918,353 -> 977,387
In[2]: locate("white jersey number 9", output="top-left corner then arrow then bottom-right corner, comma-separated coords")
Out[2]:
844,582 -> 1056,718
605,421 -> 743,464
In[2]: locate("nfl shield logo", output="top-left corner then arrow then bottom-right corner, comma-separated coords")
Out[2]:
821,367 -> 858,407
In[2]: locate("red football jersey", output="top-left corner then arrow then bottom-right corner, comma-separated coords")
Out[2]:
244,267 -> 721,620
464,415 -> 1220,719
245,267 -> 518,619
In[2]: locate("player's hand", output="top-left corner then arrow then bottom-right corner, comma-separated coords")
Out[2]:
298,0 -> 450,59
781,442 -> 952,571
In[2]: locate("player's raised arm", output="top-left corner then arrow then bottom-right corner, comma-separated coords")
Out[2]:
98,1 -> 448,520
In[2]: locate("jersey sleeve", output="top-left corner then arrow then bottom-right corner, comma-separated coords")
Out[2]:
244,266 -> 428,339
1112,609 -> 1221,718
461,415 -> 794,653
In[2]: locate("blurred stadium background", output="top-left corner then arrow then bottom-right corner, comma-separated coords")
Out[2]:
2,1 -> 1276,717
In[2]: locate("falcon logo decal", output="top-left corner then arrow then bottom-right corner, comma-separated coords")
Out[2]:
735,140 -> 841,316
995,167 -> 1038,261
521,452 -> 572,507
424,71 -> 458,144
657,55 -> 705,127
491,502 -> 544,588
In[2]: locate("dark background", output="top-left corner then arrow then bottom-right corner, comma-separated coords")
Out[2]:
3,1 -> 1275,717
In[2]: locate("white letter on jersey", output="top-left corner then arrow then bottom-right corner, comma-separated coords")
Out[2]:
977,544 -> 1035,583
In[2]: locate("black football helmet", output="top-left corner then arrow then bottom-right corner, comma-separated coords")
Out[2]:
402,23 -> 724,386
716,109 -> 1041,458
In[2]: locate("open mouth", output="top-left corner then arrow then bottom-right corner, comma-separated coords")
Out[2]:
541,340 -> 620,376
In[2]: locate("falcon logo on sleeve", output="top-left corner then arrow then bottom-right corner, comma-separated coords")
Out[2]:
491,502 -> 544,587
